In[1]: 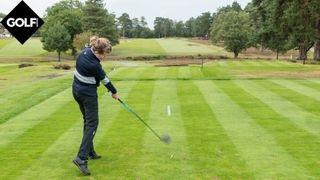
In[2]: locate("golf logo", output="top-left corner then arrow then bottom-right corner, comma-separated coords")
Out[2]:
0,1 -> 44,44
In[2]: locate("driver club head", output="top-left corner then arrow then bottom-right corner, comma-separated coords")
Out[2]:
161,135 -> 171,144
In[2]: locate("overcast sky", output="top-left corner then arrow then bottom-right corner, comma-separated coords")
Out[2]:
1,0 -> 251,28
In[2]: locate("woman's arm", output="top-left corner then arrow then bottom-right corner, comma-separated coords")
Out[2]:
93,64 -> 117,95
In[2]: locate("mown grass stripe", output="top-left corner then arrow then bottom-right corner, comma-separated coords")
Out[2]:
178,66 -> 191,79
245,61 -> 264,67
257,61 -> 279,67
108,66 -> 130,78
232,61 -> 246,67
256,80 -> 320,119
17,67 -> 144,179
271,79 -> 320,102
218,80 -> 320,178
195,80 -> 308,179
216,61 -> 229,67
190,65 -> 205,78
0,88 -> 72,148
112,66 -> 145,80
135,69 -> 193,178
275,61 -> 299,67
90,73 -> 156,178
235,80 -> 320,136
17,81 -> 138,179
295,79 -> 320,91
0,99 -> 81,179
165,66 -> 179,79
178,80 -> 253,179
261,61 -> 283,67
0,76 -> 72,124
304,79 -> 320,91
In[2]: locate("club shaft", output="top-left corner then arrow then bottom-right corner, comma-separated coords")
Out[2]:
118,99 -> 162,141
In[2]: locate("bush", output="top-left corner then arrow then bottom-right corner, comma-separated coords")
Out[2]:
53,64 -> 71,70
18,64 -> 34,68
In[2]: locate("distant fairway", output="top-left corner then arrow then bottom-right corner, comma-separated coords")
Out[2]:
111,39 -> 166,57
104,38 -> 229,57
0,38 -> 230,59
156,38 -> 229,56
0,38 -> 46,57
0,60 -> 320,179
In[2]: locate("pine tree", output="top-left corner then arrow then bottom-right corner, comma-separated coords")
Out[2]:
82,0 -> 119,44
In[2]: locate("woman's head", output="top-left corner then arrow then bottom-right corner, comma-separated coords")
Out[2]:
91,36 -> 112,60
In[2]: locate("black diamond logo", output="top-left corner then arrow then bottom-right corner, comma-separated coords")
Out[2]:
0,1 -> 44,44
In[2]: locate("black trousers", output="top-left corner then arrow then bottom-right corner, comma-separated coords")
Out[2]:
73,90 -> 99,160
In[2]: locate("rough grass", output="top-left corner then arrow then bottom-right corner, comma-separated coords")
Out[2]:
0,60 -> 320,179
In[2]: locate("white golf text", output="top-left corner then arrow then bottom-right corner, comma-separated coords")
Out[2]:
7,18 -> 38,28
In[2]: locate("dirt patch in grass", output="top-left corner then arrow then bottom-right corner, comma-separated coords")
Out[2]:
188,38 -> 213,45
19,64 -> 34,68
110,55 -> 229,61
53,64 -> 71,70
187,43 -> 199,46
237,71 -> 320,78
37,73 -> 64,79
156,59 -> 212,67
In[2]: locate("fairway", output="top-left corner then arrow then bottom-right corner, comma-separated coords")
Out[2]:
0,38 -> 46,57
0,38 -> 230,59
156,38 -> 229,56
0,60 -> 320,179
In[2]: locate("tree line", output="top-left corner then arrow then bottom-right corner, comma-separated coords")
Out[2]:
0,0 -> 319,62
213,1 -> 319,61
118,12 -> 213,39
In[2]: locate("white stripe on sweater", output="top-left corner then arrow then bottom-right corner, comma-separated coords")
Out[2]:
74,69 -> 96,84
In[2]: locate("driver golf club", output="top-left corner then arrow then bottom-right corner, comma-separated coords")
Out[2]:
117,98 -> 171,144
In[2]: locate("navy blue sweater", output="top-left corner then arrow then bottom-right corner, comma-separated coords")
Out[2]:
72,48 -> 117,97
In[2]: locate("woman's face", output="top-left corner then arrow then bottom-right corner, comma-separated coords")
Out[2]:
96,53 -> 107,61
93,49 -> 108,61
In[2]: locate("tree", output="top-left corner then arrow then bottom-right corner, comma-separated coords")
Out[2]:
217,1 -> 242,15
118,13 -> 132,38
139,17 -> 153,38
195,12 -> 213,38
185,17 -> 197,37
42,0 -> 83,56
131,18 -> 142,37
41,22 -> 71,62
280,0 -> 316,63
248,0 -> 320,62
248,1 -> 290,59
311,0 -> 320,61
73,31 -> 93,51
175,21 -> 186,37
82,0 -> 119,45
253,0 -> 319,63
211,10 -> 252,58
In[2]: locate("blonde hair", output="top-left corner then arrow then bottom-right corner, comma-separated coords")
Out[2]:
91,37 -> 112,54
89,36 -> 99,47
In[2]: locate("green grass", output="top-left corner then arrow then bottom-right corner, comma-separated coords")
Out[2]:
0,38 -> 46,57
156,38 -> 230,56
111,39 -> 166,57
0,60 -> 320,179
0,38 -> 15,49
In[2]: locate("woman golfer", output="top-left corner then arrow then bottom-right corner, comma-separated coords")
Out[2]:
72,36 -> 118,176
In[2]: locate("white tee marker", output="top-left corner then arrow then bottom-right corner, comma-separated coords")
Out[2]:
167,105 -> 171,116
